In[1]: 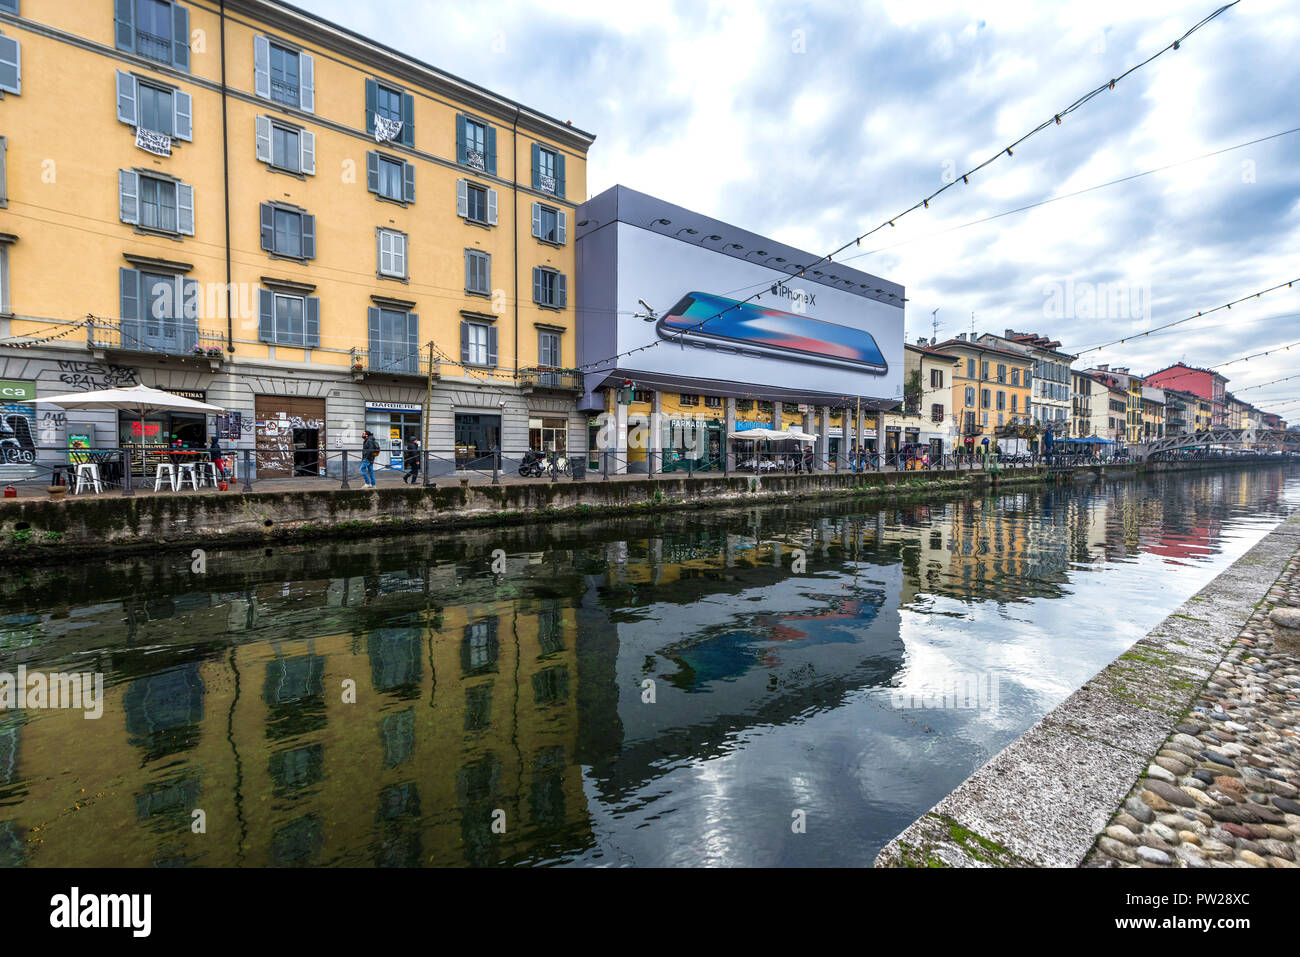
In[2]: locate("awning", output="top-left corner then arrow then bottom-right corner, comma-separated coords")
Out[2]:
729,428 -> 789,440
785,430 -> 818,443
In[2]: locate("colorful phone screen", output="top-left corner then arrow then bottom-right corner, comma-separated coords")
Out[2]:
661,292 -> 886,367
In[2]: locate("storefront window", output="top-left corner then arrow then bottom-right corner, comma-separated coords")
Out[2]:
365,407 -> 422,470
455,413 -> 500,468
528,417 -> 567,453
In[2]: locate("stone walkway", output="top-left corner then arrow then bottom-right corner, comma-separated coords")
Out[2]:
1084,547 -> 1300,868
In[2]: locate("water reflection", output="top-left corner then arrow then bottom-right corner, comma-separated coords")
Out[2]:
0,467 -> 1295,867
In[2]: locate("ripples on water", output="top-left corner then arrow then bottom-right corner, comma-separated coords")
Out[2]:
0,467 -> 1296,867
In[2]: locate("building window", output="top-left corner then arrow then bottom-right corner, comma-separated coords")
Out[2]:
930,368 -> 943,388
115,0 -> 189,71
996,391 -> 1006,411
679,394 -> 699,407
460,320 -> 496,367
377,229 -> 407,279
532,268 -> 566,309
704,395 -> 722,408
1011,394 -> 1018,413
980,361 -> 989,380
259,203 -> 315,259
465,250 -> 490,295
981,388 -> 990,409
966,358 -> 975,379
366,78 -> 413,146
368,152 -> 414,203
255,116 -> 315,175
538,330 -> 560,367
531,203 -> 566,245
931,404 -> 944,423
367,306 -> 418,374
965,386 -> 975,407
119,170 -> 194,236
634,390 -> 653,403
1011,368 -> 1019,386
457,115 -> 495,173
254,35 -> 314,113
458,180 -> 497,226
119,268 -> 199,353
257,289 -> 320,348
531,144 -> 564,196
997,364 -> 1006,383
117,73 -> 192,141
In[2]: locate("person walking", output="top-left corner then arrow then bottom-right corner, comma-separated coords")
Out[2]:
403,436 -> 421,484
208,435 -> 226,480
360,430 -> 379,488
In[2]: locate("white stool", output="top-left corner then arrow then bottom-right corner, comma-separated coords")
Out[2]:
176,463 -> 200,491
154,464 -> 177,491
200,462 -> 219,486
73,463 -> 102,495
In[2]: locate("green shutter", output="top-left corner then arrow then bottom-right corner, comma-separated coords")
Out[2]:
455,114 -> 467,165
555,152 -> 566,198
119,268 -> 141,348
484,125 -> 496,175
364,78 -> 377,135
305,297 -> 320,348
531,143 -> 541,190
259,203 -> 274,250
258,289 -> 274,342
171,3 -> 189,71
401,92 -> 415,146
114,0 -> 134,53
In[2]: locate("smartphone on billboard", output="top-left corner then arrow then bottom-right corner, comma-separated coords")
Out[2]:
656,291 -> 889,375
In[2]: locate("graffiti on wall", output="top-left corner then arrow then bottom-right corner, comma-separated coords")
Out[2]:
55,361 -> 137,392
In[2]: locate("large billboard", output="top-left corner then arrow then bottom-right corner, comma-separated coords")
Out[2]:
600,222 -> 904,402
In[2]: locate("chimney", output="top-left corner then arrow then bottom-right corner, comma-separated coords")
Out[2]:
1096,363 -> 1108,371
1005,328 -> 1014,338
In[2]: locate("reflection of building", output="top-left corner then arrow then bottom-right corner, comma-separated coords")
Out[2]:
0,0 -> 592,476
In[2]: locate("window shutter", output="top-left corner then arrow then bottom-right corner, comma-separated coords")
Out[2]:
455,114 -> 467,165
253,35 -> 270,100
171,3 -> 189,71
459,321 -> 469,364
557,210 -> 567,245
487,325 -> 498,367
394,234 -> 406,276
258,288 -> 274,342
485,125 -> 497,175
366,151 -> 379,194
182,277 -> 200,320
482,252 -> 490,291
555,152 -> 566,198
403,161 -> 415,203
255,115 -> 272,163
558,273 -> 567,309
406,312 -> 418,366
367,306 -> 381,358
456,179 -> 467,218
531,202 -> 541,239
486,188 -> 498,226
300,130 -> 315,175
532,267 -> 543,305
299,52 -> 314,113
114,0 -> 134,53
259,202 -> 274,251
379,231 -> 390,275
530,143 -> 540,190
301,213 -> 315,259
118,170 -> 139,224
364,78 -> 377,136
119,268 -> 141,347
464,251 -> 472,292
0,33 -> 19,95
400,92 -> 414,146
174,90 -> 193,141
305,296 -> 320,349
177,183 -> 195,235
115,71 -> 137,126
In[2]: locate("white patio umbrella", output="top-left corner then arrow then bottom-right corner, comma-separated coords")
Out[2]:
786,430 -> 818,443
17,384 -> 225,447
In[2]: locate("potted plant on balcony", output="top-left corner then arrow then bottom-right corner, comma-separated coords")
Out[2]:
191,345 -> 206,357
205,346 -> 223,359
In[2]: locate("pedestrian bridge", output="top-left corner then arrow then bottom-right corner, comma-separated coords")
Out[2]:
1130,428 -> 1299,461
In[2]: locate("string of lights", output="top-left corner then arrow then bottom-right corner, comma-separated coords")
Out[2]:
0,318 -> 89,348
576,0 -> 1241,375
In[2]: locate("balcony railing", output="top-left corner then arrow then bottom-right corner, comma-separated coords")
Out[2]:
350,347 -> 440,379
518,367 -> 583,391
88,317 -> 225,359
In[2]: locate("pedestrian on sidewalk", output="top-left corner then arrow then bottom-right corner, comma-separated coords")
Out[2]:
208,435 -> 227,480
360,430 -> 379,488
403,436 -> 421,484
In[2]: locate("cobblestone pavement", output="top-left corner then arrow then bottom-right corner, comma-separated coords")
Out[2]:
1085,547 -> 1300,868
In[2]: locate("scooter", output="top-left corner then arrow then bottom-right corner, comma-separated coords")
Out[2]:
518,450 -> 546,477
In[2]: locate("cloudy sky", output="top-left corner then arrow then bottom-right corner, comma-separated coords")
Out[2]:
308,0 -> 1300,416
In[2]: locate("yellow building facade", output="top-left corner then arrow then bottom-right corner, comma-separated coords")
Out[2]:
932,336 -> 1033,450
0,0 -> 594,476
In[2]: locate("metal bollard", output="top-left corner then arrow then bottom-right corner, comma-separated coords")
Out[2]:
492,453 -> 499,485
242,448 -> 253,492
120,449 -> 133,496
551,452 -> 558,484
340,449 -> 350,490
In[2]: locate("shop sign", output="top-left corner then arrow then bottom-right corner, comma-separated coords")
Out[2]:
161,388 -> 206,402
366,401 -> 422,412
0,379 -> 35,402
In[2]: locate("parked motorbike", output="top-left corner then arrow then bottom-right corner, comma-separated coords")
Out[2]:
518,450 -> 547,477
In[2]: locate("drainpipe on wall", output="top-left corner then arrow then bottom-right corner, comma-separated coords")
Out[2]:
219,0 -> 234,354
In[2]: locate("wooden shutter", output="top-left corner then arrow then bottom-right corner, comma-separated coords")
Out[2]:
364,78 -> 378,135
487,325 -> 498,367
301,213 -> 315,259
305,296 -> 320,348
459,321 -> 469,364
555,152 -> 566,197
259,203 -> 274,251
485,125 -> 497,175
171,3 -> 189,71
177,183 -> 195,235
114,0 -> 134,53
456,179 -> 468,218
394,233 -> 406,276
402,161 -> 415,203
300,130 -> 315,175
531,202 -> 541,239
379,232 -> 391,275
455,114 -> 467,165
531,143 -> 541,190
258,289 -> 274,342
119,268 -> 141,345
255,115 -> 272,163
367,306 -> 381,361
557,210 -> 567,245
174,89 -> 192,141
118,170 -> 139,224
0,33 -> 18,95
486,188 -> 498,225
558,273 -> 567,309
366,151 -> 379,194
253,35 -> 270,100
115,71 -> 137,125
406,312 -> 419,370
464,251 -> 472,292
532,267 -> 543,305
400,92 -> 415,146
299,52 -> 314,113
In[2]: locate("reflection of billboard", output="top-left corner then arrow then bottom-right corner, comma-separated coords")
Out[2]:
577,190 -> 904,403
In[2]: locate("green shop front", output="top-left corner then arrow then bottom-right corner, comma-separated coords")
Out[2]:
661,416 -> 723,471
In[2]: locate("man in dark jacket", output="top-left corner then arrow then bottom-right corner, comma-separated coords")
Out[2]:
361,430 -> 379,488
403,436 -> 421,484
208,435 -> 226,480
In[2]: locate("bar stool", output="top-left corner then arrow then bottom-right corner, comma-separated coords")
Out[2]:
73,462 -> 103,495
176,462 -> 200,491
154,463 -> 178,491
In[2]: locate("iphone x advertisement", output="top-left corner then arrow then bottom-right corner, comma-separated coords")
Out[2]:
600,223 -> 904,399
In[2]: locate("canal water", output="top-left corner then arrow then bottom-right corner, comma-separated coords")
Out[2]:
0,465 -> 1297,867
